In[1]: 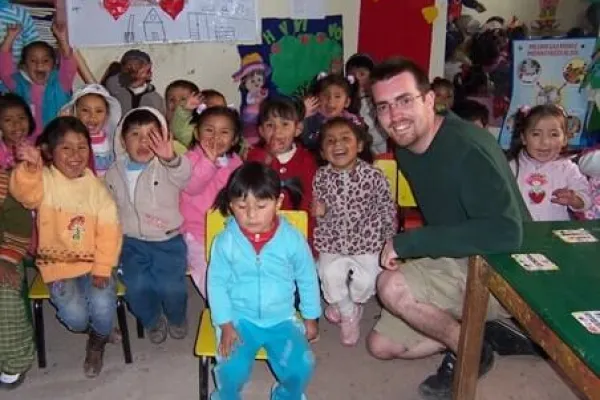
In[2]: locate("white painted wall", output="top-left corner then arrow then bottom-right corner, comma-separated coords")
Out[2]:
77,0 -> 360,105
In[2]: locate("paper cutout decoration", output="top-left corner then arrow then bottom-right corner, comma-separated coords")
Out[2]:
103,0 -> 130,20
421,5 -> 439,24
159,0 -> 184,20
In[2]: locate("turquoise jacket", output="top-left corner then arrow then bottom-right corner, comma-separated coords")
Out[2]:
207,216 -> 321,328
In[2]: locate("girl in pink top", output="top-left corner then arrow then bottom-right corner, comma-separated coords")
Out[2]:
507,104 -> 591,221
0,21 -> 76,139
180,106 -> 243,297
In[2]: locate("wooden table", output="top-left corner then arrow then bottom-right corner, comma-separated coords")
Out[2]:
453,221 -> 600,400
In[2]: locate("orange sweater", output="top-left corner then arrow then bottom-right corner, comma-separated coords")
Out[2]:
9,164 -> 122,283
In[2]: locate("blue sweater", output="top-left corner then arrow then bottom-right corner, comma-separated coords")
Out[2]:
207,216 -> 321,327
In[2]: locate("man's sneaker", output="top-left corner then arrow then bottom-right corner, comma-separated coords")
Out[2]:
484,319 -> 543,357
340,305 -> 363,347
168,318 -> 188,340
418,341 -> 494,400
324,304 -> 342,325
148,315 -> 168,344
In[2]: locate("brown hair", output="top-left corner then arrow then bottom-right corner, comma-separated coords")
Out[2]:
369,57 -> 431,94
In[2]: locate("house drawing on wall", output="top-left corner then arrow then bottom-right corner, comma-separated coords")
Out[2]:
143,8 -> 166,42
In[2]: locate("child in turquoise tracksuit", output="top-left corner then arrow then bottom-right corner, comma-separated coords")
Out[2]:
207,162 -> 321,400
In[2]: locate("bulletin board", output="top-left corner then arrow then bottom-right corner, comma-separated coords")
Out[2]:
66,0 -> 258,47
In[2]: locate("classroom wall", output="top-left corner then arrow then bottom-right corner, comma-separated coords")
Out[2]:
77,0 -> 359,105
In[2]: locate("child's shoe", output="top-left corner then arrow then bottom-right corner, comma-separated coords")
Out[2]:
0,372 -> 26,390
148,315 -> 168,344
340,304 -> 363,347
168,318 -> 188,340
83,331 -> 109,378
324,304 -> 341,325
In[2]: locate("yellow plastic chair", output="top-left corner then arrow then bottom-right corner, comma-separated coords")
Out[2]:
398,169 -> 417,207
374,159 -> 398,201
194,210 -> 308,400
29,271 -> 132,368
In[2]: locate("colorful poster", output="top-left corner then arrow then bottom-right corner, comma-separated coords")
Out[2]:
498,38 -> 596,149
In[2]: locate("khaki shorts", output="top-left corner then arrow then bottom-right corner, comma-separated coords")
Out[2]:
373,257 -> 507,348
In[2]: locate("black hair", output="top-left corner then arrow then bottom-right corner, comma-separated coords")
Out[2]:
370,57 -> 431,95
470,30 -> 507,68
452,100 -> 490,127
36,116 -> 91,163
121,109 -> 162,138
100,61 -> 122,87
214,162 -> 303,215
319,116 -> 374,164
190,106 -> 242,155
165,79 -> 200,99
345,53 -> 375,73
453,65 -> 490,99
257,97 -> 303,126
75,93 -> 110,113
0,93 -> 36,137
485,16 -> 505,26
566,27 -> 586,38
201,89 -> 227,104
311,73 -> 360,114
431,77 -> 454,92
20,41 -> 56,68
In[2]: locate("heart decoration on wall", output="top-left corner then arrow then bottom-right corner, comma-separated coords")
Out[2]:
159,0 -> 185,20
103,0 -> 130,20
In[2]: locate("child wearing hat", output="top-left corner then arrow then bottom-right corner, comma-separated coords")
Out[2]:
104,49 -> 165,116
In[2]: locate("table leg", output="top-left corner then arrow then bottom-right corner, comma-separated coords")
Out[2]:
453,255 -> 491,400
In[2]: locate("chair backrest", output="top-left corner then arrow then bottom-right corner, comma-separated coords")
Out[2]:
398,169 -> 417,207
374,159 -> 398,202
205,210 -> 308,260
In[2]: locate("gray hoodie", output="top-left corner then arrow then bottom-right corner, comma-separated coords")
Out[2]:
104,107 -> 191,242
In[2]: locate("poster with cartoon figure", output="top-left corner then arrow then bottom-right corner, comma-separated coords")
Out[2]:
499,38 -> 596,149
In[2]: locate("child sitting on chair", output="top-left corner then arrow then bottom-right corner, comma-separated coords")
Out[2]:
207,162 -> 321,399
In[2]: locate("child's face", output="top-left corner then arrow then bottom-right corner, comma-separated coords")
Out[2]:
166,87 -> 193,122
122,122 -> 160,163
522,116 -> 567,163
197,115 -> 237,157
24,47 -> 54,85
75,94 -> 108,135
52,131 -> 90,179
321,123 -> 363,171
258,115 -> 300,155
319,85 -> 350,118
230,192 -> 283,234
348,67 -> 371,92
0,106 -> 30,147
434,87 -> 454,113
205,95 -> 227,108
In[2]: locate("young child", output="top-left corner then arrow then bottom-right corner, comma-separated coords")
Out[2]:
452,99 -> 490,129
10,116 -> 122,378
507,105 -> 591,221
345,53 -> 388,155
431,77 -> 455,113
105,107 -> 191,343
164,79 -> 199,124
312,117 -> 397,346
60,84 -> 122,176
578,148 -> 600,220
301,73 -> 363,153
103,50 -> 165,116
180,106 -> 243,297
170,89 -> 228,153
0,169 -> 34,389
207,162 -> 321,399
0,93 -> 35,170
0,22 -> 76,137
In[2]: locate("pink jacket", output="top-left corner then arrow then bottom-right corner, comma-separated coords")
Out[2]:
179,148 -> 242,244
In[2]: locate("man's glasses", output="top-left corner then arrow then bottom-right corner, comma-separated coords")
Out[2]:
375,94 -> 425,115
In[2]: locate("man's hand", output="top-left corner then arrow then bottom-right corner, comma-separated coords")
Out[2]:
380,239 -> 403,271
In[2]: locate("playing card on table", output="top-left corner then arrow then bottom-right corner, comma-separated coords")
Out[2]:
572,311 -> 600,334
511,254 -> 559,271
553,229 -> 598,243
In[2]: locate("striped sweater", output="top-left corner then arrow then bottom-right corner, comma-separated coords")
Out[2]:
9,163 -> 122,283
0,169 -> 31,274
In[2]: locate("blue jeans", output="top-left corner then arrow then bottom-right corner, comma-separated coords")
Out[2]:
212,319 -> 315,400
49,273 -> 117,337
119,235 -> 188,329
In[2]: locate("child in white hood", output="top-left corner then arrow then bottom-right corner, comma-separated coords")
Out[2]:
61,84 -> 122,176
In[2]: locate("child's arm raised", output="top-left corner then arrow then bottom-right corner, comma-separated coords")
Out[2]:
148,126 -> 192,188
92,188 -> 122,281
9,143 -> 44,210
51,21 -> 78,92
0,24 -> 21,90
171,94 -> 203,148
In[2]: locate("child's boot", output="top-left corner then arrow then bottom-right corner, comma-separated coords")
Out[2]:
83,330 -> 109,378
340,304 -> 363,347
324,304 -> 341,324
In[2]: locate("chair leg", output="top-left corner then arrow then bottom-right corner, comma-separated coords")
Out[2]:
199,356 -> 211,400
136,318 -> 144,339
116,297 -> 133,364
33,299 -> 46,368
